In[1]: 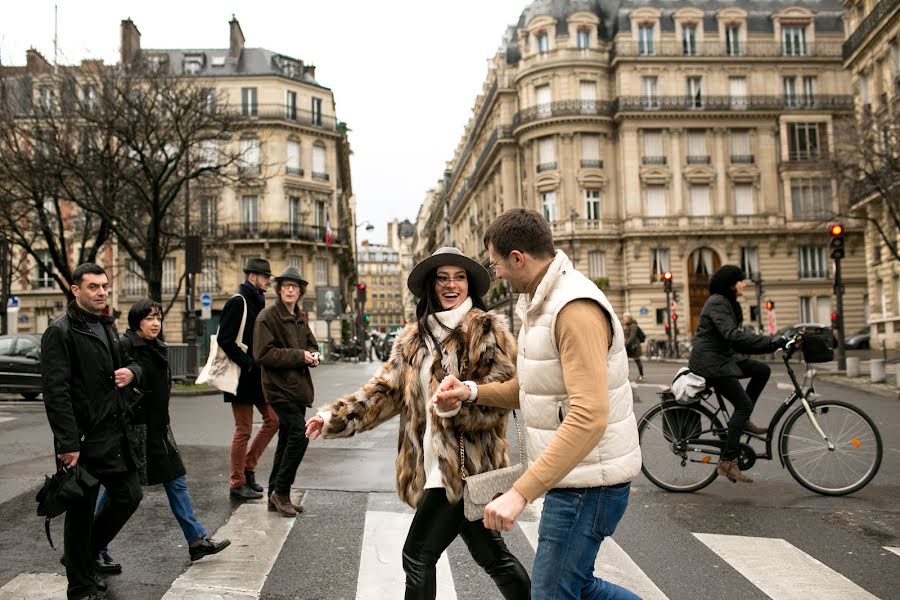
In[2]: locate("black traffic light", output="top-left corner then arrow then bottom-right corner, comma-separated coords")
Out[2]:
663,271 -> 673,293
765,299 -> 775,311
830,224 -> 845,260
357,282 -> 367,304
831,312 -> 841,329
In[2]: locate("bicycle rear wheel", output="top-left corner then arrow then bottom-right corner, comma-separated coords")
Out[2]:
780,400 -> 882,496
638,401 -> 724,492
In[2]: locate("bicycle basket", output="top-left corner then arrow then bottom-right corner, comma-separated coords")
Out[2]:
662,407 -> 702,441
800,331 -> 834,363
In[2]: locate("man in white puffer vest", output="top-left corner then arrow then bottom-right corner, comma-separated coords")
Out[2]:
437,209 -> 641,600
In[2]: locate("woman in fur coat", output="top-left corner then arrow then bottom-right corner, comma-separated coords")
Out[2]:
306,247 -> 530,600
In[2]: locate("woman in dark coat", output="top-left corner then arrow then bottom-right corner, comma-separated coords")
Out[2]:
99,299 -> 230,562
688,265 -> 786,483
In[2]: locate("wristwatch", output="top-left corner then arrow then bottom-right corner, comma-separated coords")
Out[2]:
462,380 -> 478,403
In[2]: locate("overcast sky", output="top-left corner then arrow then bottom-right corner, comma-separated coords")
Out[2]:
2,0 -> 528,245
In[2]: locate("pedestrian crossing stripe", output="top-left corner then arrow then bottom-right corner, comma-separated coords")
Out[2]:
357,510 -> 457,600
161,495 -> 299,599
885,547 -> 900,558
694,533 -> 880,600
0,573 -> 66,599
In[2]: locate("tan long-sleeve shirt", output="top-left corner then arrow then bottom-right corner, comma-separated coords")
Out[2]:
477,268 -> 612,503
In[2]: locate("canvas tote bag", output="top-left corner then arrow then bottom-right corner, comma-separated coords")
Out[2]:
196,294 -> 247,395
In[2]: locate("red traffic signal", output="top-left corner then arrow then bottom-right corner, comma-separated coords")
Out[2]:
830,224 -> 843,236
357,283 -> 366,290
765,299 -> 775,311
357,282 -> 367,303
662,271 -> 673,281
663,270 -> 673,292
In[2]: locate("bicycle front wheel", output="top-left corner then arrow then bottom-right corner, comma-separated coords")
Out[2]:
638,401 -> 724,492
780,400 -> 882,496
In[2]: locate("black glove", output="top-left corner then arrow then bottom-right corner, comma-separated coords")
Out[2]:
770,335 -> 789,351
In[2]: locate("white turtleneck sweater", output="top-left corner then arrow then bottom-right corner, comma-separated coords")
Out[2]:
421,297 -> 471,489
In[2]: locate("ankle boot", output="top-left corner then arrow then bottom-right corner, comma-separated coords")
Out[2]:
717,459 -> 753,483
744,421 -> 768,435
245,470 -> 264,493
270,491 -> 298,517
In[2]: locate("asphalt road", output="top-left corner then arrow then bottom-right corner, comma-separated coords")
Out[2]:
0,359 -> 897,599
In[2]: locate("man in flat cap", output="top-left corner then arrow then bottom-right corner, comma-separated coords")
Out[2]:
218,258 -> 279,500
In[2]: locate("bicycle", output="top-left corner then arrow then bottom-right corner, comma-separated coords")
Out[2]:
637,333 -> 883,496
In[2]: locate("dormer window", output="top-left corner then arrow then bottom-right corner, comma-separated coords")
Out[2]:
146,55 -> 166,73
682,24 -> 698,56
782,25 -> 808,56
184,58 -> 202,75
536,32 -> 549,54
725,24 -> 741,56
638,24 -> 655,55
577,29 -> 590,49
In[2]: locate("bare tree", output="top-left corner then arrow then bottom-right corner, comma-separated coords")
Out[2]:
833,111 -> 900,262
0,64 -> 252,306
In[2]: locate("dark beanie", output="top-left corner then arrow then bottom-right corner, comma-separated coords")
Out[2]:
708,265 -> 746,297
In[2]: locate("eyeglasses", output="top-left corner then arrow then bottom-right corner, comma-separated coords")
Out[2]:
280,282 -> 302,290
435,274 -> 467,286
488,253 -> 510,273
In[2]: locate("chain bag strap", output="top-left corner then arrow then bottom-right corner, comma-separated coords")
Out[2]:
459,409 -> 526,521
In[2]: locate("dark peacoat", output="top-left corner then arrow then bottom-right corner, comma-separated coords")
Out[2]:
253,299 -> 319,407
41,302 -> 142,476
217,282 -> 266,405
119,330 -> 186,486
623,321 -> 642,358
688,294 -> 775,379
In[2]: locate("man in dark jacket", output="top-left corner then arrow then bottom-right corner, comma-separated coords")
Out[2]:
253,266 -> 319,516
218,258 -> 279,499
42,263 -> 143,600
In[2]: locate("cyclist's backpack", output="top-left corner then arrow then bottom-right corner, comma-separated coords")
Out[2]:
636,326 -> 646,343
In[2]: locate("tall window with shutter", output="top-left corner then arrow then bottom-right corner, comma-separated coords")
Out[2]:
315,258 -> 330,285
580,134 -> 600,168
536,84 -> 551,117
643,130 -> 664,163
241,87 -> 257,116
541,191 -> 558,221
729,77 -> 747,109
641,76 -> 659,108
741,247 -> 759,281
644,185 -> 667,216
287,140 -> 301,175
651,248 -> 670,282
288,196 -> 300,232
689,185 -> 711,215
162,258 -> 177,295
588,250 -> 606,279
687,76 -> 703,108
579,81 -> 597,109
538,137 -> 556,170
239,138 -> 260,174
584,189 -> 601,220
730,129 -> 751,162
312,143 -> 327,179
734,184 -> 754,215
200,256 -> 219,293
687,130 -> 707,163
241,196 -> 258,235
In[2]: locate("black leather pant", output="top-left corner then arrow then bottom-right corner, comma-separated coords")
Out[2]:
402,488 -> 530,600
708,359 -> 771,460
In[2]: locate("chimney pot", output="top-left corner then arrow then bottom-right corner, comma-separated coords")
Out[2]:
229,17 -> 245,61
120,19 -> 141,67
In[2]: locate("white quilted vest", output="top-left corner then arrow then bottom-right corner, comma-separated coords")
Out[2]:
516,251 -> 642,488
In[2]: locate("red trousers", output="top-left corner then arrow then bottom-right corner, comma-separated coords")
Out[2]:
230,402 -> 279,489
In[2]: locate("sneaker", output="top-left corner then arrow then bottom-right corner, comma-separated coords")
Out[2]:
244,470 -> 264,493
229,484 -> 263,500
189,537 -> 231,561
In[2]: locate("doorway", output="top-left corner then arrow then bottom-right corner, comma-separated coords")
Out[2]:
688,248 -> 721,335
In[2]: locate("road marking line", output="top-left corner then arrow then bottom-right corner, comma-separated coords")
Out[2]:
0,417 -> 16,424
885,547 -> 900,558
161,495 -> 299,600
356,510 -> 456,600
0,573 -> 67,600
693,533 -> 880,600
519,520 -> 668,599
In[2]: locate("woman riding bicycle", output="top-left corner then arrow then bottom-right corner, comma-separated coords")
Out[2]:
688,265 -> 787,483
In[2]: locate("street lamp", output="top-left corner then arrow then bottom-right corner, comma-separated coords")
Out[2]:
354,220 -> 375,360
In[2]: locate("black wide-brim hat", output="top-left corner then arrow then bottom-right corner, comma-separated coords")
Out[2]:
274,266 -> 309,287
407,247 -> 491,299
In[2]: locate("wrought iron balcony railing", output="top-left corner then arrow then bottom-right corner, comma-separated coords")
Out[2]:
731,155 -> 755,164
642,156 -> 667,165
843,0 -> 900,61
537,162 -> 558,172
615,41 -> 842,59
580,159 -> 604,169
219,221 -> 343,244
239,104 -> 336,130
687,155 -> 711,165
616,95 -> 853,112
513,100 -> 614,127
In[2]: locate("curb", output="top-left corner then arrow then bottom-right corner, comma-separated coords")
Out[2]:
171,388 -> 218,397
817,374 -> 900,400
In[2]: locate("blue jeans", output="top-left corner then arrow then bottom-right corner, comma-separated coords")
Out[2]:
532,484 -> 639,600
97,475 -> 206,549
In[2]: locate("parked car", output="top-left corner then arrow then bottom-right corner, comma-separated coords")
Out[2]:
0,334 -> 42,400
775,323 -> 837,347
376,331 -> 399,361
844,326 -> 871,350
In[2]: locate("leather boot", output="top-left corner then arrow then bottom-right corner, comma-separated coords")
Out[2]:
717,459 -> 753,483
269,491 -> 304,514
270,491 -> 298,517
244,470 -> 264,493
744,421 -> 768,435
